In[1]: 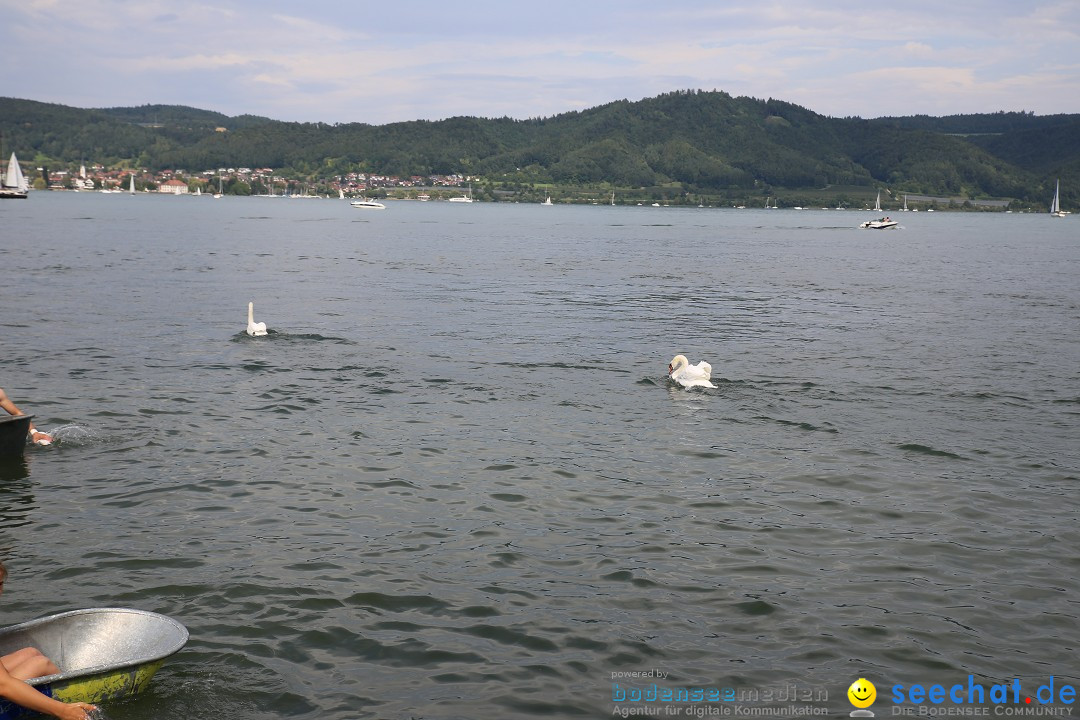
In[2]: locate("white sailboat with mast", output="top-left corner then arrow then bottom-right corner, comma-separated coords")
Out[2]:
1050,179 -> 1068,217
449,183 -> 474,202
1,152 -> 29,199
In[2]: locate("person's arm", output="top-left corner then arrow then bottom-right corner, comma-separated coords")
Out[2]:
0,388 -> 20,417
0,663 -> 95,720
0,388 -> 51,442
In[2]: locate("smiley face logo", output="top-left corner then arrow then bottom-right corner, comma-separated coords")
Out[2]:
847,678 -> 877,709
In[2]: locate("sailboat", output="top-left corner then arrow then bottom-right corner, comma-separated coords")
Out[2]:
541,195 -> 553,206
128,173 -> 136,194
902,195 -> 909,211
213,176 -> 223,199
873,190 -> 882,212
448,183 -> 473,202
1,152 -> 29,199
1050,179 -> 1068,217
610,190 -> 615,206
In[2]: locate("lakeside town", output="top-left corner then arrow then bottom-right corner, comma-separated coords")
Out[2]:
24,162 -> 477,199
3,153 -> 1051,211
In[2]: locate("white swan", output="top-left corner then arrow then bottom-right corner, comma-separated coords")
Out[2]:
668,354 -> 715,388
246,301 -> 268,336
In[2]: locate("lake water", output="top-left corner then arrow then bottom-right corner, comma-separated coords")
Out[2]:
1,193 -> 1077,719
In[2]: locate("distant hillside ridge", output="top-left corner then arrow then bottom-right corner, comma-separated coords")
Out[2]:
1,91 -> 1075,205
871,110 -> 1080,135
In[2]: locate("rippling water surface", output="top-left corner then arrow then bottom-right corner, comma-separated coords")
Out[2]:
1,194 -> 1078,719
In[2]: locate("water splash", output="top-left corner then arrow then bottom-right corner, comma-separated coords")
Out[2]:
45,424 -> 101,446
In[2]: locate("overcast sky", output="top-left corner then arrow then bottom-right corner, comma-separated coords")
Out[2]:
2,0 -> 1077,125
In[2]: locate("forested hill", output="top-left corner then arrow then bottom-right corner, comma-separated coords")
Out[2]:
872,110 -> 1077,135
871,110 -> 1080,182
1,91 -> 1076,204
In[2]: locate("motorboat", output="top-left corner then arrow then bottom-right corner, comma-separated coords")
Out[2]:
0,608 -> 188,719
350,198 -> 386,210
860,217 -> 899,229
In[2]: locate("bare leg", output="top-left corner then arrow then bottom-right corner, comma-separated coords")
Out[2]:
1,647 -> 60,680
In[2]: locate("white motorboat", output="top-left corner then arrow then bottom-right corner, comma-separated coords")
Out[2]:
860,216 -> 899,229
351,198 -> 386,210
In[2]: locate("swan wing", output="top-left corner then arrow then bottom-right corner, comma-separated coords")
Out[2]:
677,361 -> 710,381
692,361 -> 712,379
671,359 -> 715,388
673,374 -> 716,389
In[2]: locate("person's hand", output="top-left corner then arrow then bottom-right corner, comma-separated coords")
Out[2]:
29,429 -> 52,446
56,702 -> 97,720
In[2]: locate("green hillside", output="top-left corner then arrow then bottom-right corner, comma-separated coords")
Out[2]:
2,91 -> 1076,207
871,110 -> 1079,135
966,120 -> 1080,177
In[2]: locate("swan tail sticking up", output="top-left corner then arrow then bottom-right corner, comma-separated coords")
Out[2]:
247,301 -> 268,336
